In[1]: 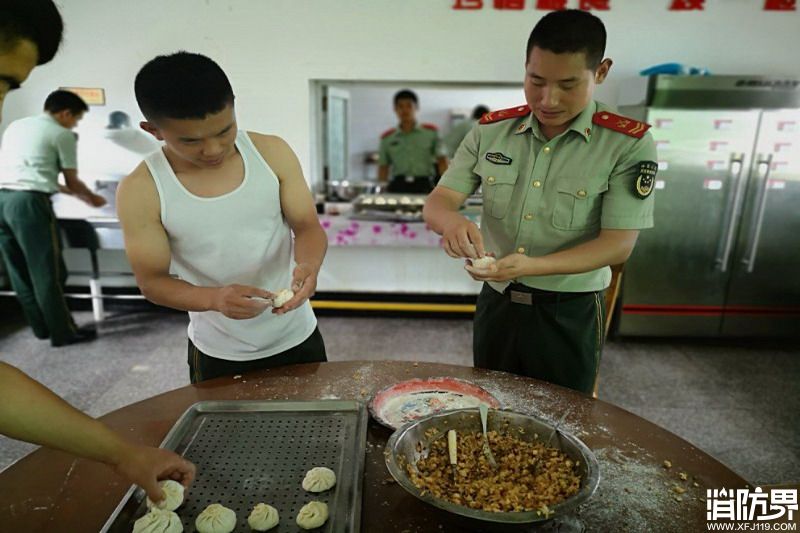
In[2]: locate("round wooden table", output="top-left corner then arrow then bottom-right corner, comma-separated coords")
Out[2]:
0,361 -> 748,532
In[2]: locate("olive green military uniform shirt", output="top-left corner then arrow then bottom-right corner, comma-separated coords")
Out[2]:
378,123 -> 446,177
438,101 -> 657,293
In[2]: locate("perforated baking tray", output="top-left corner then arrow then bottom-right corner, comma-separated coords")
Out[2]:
101,400 -> 368,532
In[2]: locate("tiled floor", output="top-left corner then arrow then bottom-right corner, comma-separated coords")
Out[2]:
0,307 -> 798,485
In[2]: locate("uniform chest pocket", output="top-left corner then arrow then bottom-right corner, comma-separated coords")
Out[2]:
475,162 -> 519,219
552,179 -> 608,231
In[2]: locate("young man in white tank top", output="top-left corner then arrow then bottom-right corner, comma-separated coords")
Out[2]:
116,52 -> 327,383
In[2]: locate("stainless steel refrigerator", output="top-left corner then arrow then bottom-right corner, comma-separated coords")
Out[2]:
616,75 -> 800,337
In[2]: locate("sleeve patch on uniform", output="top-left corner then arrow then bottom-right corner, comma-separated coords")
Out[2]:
485,152 -> 512,165
635,161 -> 658,199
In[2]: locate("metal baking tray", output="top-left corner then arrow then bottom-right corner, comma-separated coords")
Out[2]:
101,400 -> 368,532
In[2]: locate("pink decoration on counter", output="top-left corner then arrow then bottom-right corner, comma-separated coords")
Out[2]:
319,215 -> 453,248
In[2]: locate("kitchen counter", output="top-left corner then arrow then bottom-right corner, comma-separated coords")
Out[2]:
0,361 -> 752,532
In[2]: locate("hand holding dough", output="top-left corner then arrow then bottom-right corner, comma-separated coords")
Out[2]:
133,508 -> 183,533
471,255 -> 497,271
302,466 -> 336,492
146,479 -> 185,512
247,503 -> 279,531
196,503 -> 236,533
296,501 -> 329,530
272,289 -> 294,308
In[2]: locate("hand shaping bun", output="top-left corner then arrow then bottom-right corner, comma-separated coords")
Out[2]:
471,256 -> 496,270
272,289 -> 294,308
146,479 -> 185,512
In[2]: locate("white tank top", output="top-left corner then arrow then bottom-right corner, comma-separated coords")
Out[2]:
144,130 -> 317,361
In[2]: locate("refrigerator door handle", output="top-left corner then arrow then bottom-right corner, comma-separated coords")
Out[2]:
716,153 -> 746,272
741,154 -> 774,274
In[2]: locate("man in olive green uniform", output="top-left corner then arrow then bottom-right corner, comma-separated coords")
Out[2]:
0,90 -> 106,345
423,10 -> 656,394
378,89 -> 449,193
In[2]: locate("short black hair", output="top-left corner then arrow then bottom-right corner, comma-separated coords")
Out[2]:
526,9 -> 606,69
44,90 -> 88,114
134,52 -> 235,122
393,89 -> 418,107
0,0 -> 63,65
472,105 -> 490,120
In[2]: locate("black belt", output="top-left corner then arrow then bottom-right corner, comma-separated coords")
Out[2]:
387,176 -> 434,194
504,283 -> 595,305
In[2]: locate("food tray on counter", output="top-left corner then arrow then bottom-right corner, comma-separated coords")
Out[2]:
350,193 -> 426,222
101,400 -> 368,533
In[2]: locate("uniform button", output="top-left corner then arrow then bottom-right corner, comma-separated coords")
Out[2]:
524,213 -> 534,221
517,247 -> 526,254
532,180 -> 542,188
577,189 -> 587,197
487,176 -> 496,184
543,146 -> 551,154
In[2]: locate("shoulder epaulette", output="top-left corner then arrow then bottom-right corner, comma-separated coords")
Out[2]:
479,105 -> 531,125
422,123 -> 438,131
592,111 -> 651,139
380,128 -> 396,139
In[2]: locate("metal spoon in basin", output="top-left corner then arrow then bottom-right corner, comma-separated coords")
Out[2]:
479,403 -> 498,469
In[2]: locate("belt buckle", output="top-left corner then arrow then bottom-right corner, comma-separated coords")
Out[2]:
509,290 -> 533,306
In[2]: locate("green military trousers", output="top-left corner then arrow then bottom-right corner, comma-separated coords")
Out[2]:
0,190 -> 78,343
473,282 -> 605,394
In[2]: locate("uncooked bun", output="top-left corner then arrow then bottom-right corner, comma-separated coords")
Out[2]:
195,503 -> 236,533
471,256 -> 496,270
302,466 -> 336,492
146,479 -> 184,512
272,289 -> 294,308
133,508 -> 183,533
296,501 -> 329,530
247,503 -> 279,531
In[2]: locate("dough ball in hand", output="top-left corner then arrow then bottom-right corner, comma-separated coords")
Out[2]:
247,503 -> 279,531
302,466 -> 336,492
272,289 -> 294,308
196,503 -> 236,533
296,501 -> 329,530
471,255 -> 496,271
146,479 -> 185,512
133,508 -> 183,533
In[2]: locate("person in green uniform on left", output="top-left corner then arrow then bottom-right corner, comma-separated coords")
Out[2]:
378,89 -> 449,194
0,89 -> 106,346
424,10 -> 657,395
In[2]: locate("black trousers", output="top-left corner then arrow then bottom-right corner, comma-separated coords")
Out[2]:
473,283 -> 605,395
187,327 -> 327,383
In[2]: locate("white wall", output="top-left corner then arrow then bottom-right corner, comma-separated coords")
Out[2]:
3,0 -> 798,185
